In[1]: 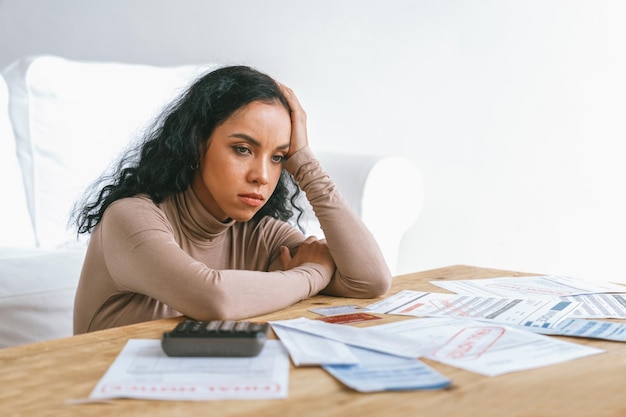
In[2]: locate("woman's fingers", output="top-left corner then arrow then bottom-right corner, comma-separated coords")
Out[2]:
277,82 -> 308,156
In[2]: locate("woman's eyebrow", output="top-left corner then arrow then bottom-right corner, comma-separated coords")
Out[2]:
230,133 -> 290,151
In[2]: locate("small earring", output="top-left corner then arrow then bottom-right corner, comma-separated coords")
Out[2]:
191,162 -> 199,170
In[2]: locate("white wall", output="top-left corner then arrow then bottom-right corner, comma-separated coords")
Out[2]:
1,0 -> 625,282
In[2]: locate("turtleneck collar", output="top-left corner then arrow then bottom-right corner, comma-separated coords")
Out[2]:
173,186 -> 236,242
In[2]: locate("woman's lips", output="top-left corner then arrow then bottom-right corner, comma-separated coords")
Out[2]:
239,193 -> 265,207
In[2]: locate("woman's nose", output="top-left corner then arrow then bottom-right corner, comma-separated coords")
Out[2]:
248,158 -> 270,185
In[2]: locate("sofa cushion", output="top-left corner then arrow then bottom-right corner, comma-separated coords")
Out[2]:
3,56 -> 218,248
0,248 -> 86,348
0,73 -> 35,248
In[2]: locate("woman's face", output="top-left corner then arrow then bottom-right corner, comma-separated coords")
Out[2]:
191,100 -> 291,222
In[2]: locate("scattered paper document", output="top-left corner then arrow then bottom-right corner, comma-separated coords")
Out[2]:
270,318 -> 424,358
323,345 -> 451,392
89,339 -> 290,401
309,305 -> 368,316
514,318 -> 626,342
271,324 -> 359,366
430,275 -> 626,298
271,321 -> 451,391
561,294 -> 626,319
429,276 -> 626,319
366,290 -> 580,329
371,317 -> 604,376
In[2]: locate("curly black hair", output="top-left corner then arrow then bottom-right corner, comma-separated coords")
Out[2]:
73,65 -> 304,235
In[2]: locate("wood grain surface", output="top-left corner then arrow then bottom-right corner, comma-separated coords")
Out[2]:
1,265 -> 624,417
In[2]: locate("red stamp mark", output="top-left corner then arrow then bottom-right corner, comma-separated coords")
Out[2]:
432,326 -> 505,361
399,303 -> 425,314
428,299 -> 475,317
317,312 -> 381,324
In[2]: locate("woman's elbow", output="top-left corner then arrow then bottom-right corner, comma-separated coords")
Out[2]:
364,274 -> 392,298
347,271 -> 392,299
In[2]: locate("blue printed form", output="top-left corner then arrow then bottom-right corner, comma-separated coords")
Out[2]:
323,346 -> 451,392
514,318 -> 626,342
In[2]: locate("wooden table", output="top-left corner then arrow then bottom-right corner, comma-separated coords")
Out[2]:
2,265 -> 625,417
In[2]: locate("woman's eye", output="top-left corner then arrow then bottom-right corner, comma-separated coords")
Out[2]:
272,154 -> 286,163
234,146 -> 251,155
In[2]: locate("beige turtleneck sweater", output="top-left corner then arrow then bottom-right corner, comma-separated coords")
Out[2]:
73,147 -> 391,334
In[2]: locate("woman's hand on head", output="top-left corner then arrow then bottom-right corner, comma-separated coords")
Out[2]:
279,236 -> 336,276
278,83 -> 309,158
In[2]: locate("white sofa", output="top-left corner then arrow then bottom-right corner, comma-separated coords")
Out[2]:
0,55 -> 423,348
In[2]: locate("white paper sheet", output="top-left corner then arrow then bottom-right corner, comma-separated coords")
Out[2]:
270,318 -> 424,358
371,317 -> 604,376
430,275 -> 626,298
89,339 -> 290,401
365,290 -> 580,329
323,345 -> 452,392
271,324 -> 359,366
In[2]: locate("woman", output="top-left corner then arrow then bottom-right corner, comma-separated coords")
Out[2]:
72,65 -> 391,334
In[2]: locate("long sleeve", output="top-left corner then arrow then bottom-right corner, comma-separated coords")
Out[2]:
285,147 -> 392,298
74,194 -> 332,333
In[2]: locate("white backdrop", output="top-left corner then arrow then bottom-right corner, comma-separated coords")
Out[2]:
1,0 -> 625,282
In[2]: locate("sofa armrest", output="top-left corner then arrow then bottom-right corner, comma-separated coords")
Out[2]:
301,151 -> 423,274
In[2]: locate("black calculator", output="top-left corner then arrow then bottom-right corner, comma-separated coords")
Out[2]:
161,319 -> 270,357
